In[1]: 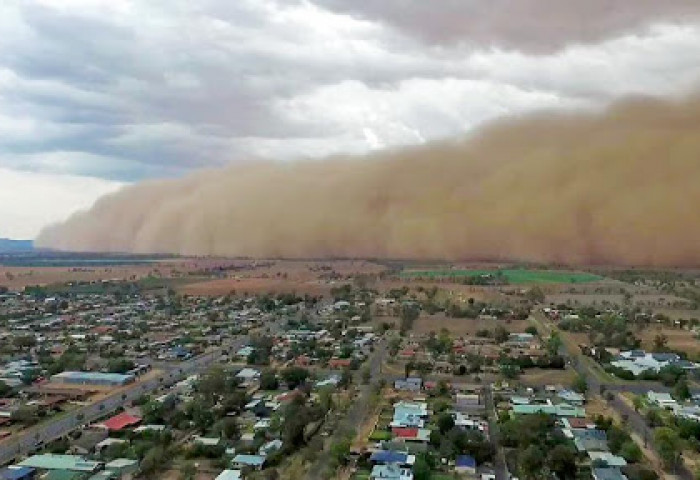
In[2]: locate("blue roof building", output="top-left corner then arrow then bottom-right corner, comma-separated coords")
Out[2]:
232,454 -> 266,470
0,466 -> 35,480
455,455 -> 477,474
370,451 -> 414,466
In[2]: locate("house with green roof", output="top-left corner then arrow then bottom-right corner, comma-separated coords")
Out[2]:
18,454 -> 102,474
511,403 -> 585,418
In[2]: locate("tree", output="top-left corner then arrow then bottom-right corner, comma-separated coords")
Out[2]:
107,358 -> 135,374
281,367 -> 310,390
546,332 -> 563,356
673,377 -> 691,401
329,439 -> 351,469
14,335 -> 36,351
519,445 -> 544,479
361,366 -> 371,384
140,446 -> 167,476
653,334 -> 669,352
260,370 -> 279,391
400,303 -> 420,333
437,413 -> 455,434
526,286 -> 545,304
572,374 -> 588,395
0,380 -> 11,397
180,462 -> 196,480
547,444 -> 576,479
654,427 -> 681,469
11,406 -> 40,425
413,454 -> 432,480
620,440 -> 642,463
632,395 -> 644,413
339,368 -> 353,389
494,325 -> 509,344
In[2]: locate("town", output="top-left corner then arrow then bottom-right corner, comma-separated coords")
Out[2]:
1,259 -> 699,480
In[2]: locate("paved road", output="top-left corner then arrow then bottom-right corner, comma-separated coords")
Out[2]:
306,339 -> 388,480
484,386 -> 508,480
0,336 -> 248,467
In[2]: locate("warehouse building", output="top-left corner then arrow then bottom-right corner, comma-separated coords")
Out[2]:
51,372 -> 135,387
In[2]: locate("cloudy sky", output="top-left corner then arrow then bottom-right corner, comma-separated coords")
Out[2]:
2,0 -> 700,239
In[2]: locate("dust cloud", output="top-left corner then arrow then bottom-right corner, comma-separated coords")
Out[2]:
36,94 -> 700,266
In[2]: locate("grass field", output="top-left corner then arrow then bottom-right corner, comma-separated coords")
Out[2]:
400,268 -> 602,284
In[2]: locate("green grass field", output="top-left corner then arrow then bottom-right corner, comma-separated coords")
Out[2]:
399,268 -> 602,284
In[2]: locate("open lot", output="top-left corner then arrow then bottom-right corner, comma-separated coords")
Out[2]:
639,326 -> 700,355
412,313 -> 531,336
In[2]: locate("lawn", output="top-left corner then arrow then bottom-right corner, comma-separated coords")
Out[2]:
400,268 -> 602,284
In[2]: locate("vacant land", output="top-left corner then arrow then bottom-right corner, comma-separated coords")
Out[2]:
519,367 -> 577,386
400,268 -> 602,284
413,314 -> 531,336
639,326 -> 700,355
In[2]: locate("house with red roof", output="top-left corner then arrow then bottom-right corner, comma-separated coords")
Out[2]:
99,412 -> 142,432
328,358 -> 352,369
391,427 -> 430,443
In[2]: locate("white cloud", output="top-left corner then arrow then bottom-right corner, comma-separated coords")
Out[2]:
0,168 -> 124,239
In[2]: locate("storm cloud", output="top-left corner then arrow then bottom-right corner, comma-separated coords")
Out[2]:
37,93 -> 700,267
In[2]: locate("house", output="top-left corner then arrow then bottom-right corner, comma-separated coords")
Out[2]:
455,455 -> 477,475
592,467 -> 628,480
98,412 -> 141,432
231,454 -> 266,470
0,466 -> 35,480
611,350 -> 687,376
589,452 -> 627,467
572,429 -> 609,453
391,402 -> 428,428
235,368 -> 260,383
258,439 -> 282,456
69,429 -> 108,455
17,455 -> 101,474
370,451 -> 415,467
394,378 -> 422,392
557,389 -> 585,406
328,358 -> 352,370
511,403 -> 585,418
391,427 -> 431,443
103,458 -> 139,478
647,391 -> 677,410
370,464 -> 413,480
215,470 -> 243,480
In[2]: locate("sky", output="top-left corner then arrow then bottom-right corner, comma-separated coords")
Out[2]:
2,0 -> 700,239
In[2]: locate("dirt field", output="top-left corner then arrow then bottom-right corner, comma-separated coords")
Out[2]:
519,367 -> 577,387
639,326 -> 700,355
412,314 -> 531,336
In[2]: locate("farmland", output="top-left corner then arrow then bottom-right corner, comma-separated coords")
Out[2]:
400,268 -> 602,284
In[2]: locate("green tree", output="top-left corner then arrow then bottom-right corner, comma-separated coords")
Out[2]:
0,380 -> 11,397
620,440 -> 642,463
140,446 -> 167,476
260,370 -> 279,390
632,395 -> 644,412
654,427 -> 681,470
281,367 -> 310,390
547,444 -> 576,479
413,454 -> 432,480
673,377 -> 691,401
519,445 -> 545,479
437,413 -> 455,434
494,325 -> 509,344
572,374 -> 588,394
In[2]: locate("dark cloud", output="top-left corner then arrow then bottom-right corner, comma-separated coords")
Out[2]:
0,0 -> 699,183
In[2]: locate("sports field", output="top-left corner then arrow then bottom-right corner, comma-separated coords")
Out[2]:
399,268 -> 602,284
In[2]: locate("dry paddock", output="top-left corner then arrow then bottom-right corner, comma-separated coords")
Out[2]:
411,314 -> 531,336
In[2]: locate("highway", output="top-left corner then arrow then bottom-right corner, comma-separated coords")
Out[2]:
0,336 -> 248,467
